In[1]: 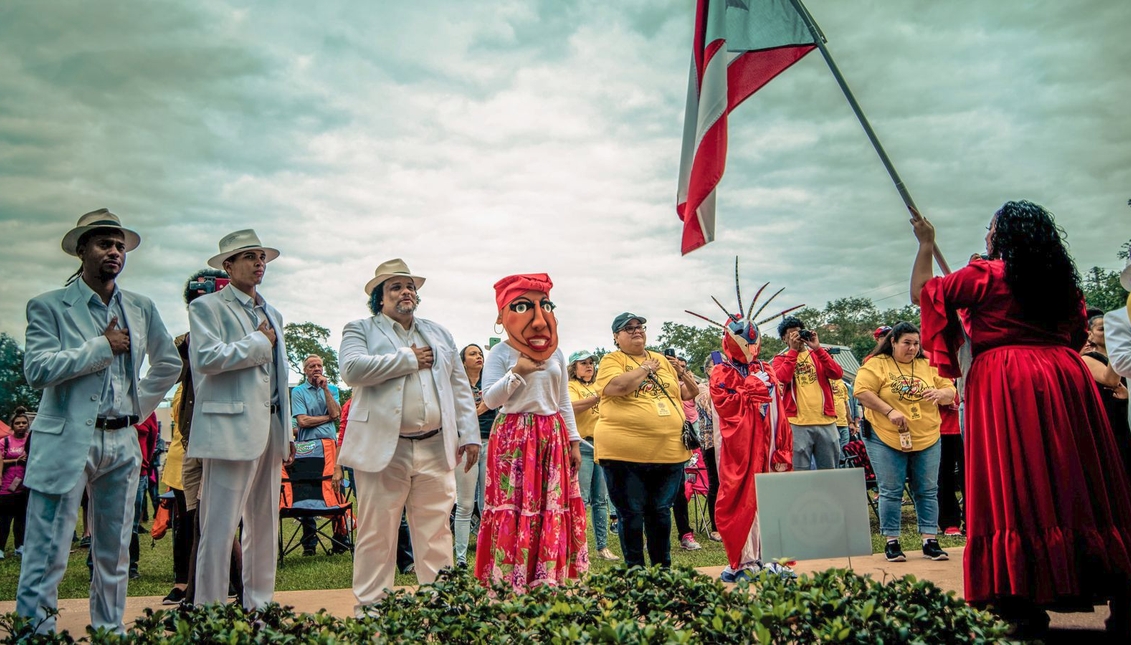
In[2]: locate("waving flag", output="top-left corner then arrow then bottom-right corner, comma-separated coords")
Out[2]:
676,0 -> 818,255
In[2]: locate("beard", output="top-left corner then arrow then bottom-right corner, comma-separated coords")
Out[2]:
394,298 -> 418,315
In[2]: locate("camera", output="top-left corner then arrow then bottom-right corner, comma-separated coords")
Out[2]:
663,347 -> 678,358
188,276 -> 230,295
798,329 -> 815,342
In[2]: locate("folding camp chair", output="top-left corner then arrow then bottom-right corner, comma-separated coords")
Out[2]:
684,449 -> 711,533
278,438 -> 354,562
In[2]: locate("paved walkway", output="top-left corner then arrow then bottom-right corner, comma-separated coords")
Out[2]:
0,547 -> 1111,637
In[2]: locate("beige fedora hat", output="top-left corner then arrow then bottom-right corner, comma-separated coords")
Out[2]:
61,209 -> 141,256
364,258 -> 426,296
207,229 -> 281,269
1121,256 -> 1131,292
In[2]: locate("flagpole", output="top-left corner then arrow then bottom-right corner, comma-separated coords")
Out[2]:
789,0 -> 951,275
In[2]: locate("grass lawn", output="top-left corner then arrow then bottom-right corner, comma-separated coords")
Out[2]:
0,490 -> 965,602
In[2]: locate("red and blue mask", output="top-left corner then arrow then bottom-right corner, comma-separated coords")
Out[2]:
723,317 -> 759,364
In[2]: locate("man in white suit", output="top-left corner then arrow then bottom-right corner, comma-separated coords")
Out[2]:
17,210 -> 180,633
187,229 -> 291,609
339,258 -> 480,610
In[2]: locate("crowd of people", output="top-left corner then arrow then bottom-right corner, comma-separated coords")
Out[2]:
4,201 -> 1131,640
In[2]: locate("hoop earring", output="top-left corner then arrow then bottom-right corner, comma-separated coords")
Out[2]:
494,322 -> 504,335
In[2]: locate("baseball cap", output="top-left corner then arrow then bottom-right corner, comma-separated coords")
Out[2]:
611,312 -> 647,333
873,325 -> 892,340
568,350 -> 595,364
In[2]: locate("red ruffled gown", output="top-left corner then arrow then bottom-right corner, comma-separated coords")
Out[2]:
709,360 -> 793,570
920,258 -> 1131,606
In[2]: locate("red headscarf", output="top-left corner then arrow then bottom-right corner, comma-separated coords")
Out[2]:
493,274 -> 553,311
493,273 -> 558,361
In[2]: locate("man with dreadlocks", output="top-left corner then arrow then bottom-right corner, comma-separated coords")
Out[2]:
687,262 -> 796,582
18,209 -> 180,633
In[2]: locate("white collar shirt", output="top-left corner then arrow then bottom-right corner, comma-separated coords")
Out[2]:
382,313 -> 442,436
77,279 -> 136,418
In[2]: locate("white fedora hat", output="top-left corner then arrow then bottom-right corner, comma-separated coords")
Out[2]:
207,229 -> 281,269
61,209 -> 141,256
1121,256 -> 1131,292
364,258 -> 426,296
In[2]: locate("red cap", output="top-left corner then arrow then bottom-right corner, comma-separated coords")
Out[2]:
493,273 -> 553,310
873,325 -> 892,340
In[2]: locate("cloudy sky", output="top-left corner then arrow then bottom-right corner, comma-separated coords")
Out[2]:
1,0 -> 1127,378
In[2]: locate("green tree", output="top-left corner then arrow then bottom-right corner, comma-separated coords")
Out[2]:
0,333 -> 41,420
655,322 -> 722,377
283,322 -> 339,382
1082,266 -> 1128,313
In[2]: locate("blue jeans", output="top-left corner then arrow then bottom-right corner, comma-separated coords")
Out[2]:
602,460 -> 684,568
578,442 -> 609,550
863,432 -> 941,537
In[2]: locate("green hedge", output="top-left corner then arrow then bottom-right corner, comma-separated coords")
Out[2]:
1,566 -> 1009,643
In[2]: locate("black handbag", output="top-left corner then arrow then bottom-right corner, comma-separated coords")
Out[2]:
650,371 -> 701,451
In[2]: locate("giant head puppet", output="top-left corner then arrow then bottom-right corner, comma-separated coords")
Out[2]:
493,273 -> 558,361
686,258 -> 803,365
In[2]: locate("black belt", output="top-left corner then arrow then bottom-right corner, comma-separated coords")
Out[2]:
399,428 -> 441,441
95,415 -> 139,431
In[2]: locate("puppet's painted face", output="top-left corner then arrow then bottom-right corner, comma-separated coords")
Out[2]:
500,289 -> 558,361
723,318 -> 759,364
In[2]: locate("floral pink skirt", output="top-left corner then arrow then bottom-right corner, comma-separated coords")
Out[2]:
474,412 -> 589,591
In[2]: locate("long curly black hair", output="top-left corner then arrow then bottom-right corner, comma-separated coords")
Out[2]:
988,200 -> 1082,328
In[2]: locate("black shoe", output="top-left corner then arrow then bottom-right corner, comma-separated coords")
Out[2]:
78,536 -> 91,549
884,540 -> 906,562
922,539 -> 949,561
162,588 -> 186,605
129,567 -> 141,580
303,548 -> 317,557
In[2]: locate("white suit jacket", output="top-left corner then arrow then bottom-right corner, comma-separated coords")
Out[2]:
1105,307 -> 1131,429
338,314 -> 479,473
186,285 -> 290,462
22,280 -> 181,495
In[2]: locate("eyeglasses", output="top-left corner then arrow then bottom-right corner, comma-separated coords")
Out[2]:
620,325 -> 647,334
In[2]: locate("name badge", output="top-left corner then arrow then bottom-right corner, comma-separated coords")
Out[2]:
909,404 -> 922,421
655,400 -> 672,417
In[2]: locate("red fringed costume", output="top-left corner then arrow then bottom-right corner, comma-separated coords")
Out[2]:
920,258 -> 1131,607
710,357 -> 793,569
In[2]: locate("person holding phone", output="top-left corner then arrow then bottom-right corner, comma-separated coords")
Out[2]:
772,316 -> 844,471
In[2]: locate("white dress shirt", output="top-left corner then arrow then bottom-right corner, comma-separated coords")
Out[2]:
75,278 -> 136,418
382,313 -> 442,436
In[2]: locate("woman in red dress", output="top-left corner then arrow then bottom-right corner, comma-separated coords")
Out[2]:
911,201 -> 1131,636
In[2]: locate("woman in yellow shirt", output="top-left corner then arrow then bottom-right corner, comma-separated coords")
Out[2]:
854,322 -> 956,563
568,350 -> 617,561
594,313 -> 696,568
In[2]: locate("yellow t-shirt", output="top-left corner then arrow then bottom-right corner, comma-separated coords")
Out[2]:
593,350 -> 691,464
162,384 -> 185,491
789,350 -> 836,426
568,379 -> 601,440
855,355 -> 954,452
830,379 -> 849,427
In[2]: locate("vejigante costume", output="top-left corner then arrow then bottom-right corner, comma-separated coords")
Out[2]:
475,273 -> 588,590
688,259 -> 796,576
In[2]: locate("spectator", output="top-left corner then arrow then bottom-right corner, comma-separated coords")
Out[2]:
695,370 -> 722,543
854,322 -> 955,563
0,407 -> 31,560
128,414 -> 159,579
914,201 -> 1131,637
1082,313 -> 1131,481
829,379 -> 853,453
17,210 -> 180,634
772,317 -> 844,470
454,344 -> 485,567
595,313 -> 693,569
669,356 -> 702,551
291,354 -> 346,555
936,390 -> 964,537
568,350 -> 617,561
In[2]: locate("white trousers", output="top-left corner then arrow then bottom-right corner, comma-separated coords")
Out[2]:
17,427 -> 141,634
195,417 -> 284,609
352,434 -> 455,609
453,450 -> 479,561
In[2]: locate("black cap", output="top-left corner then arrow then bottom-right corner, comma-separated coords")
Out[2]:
612,312 -> 647,333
